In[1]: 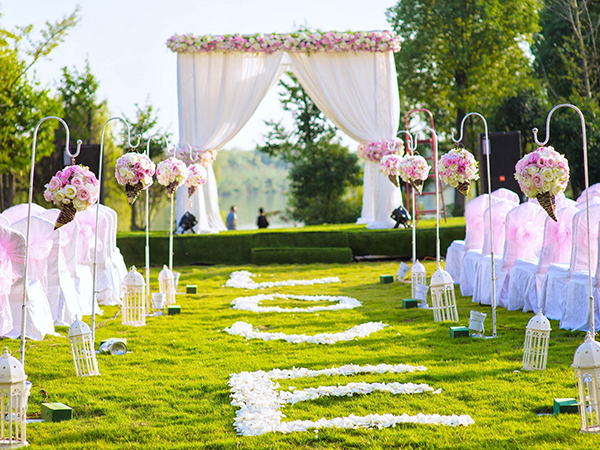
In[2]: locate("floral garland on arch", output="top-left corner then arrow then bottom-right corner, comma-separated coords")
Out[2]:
167,30 -> 401,54
225,270 -> 340,290
224,321 -> 387,344
229,363 -> 474,436
177,145 -> 218,167
358,138 -> 404,162
231,293 -> 361,313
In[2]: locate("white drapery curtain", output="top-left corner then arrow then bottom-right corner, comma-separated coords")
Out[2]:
288,51 -> 401,229
176,51 -> 289,232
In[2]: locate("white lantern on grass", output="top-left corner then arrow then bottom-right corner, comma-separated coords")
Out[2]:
573,333 -> 600,432
469,310 -> 487,337
429,268 -> 459,322
68,317 -> 100,377
159,265 -> 176,306
411,260 -> 427,298
0,348 -> 28,448
522,310 -> 551,371
122,266 -> 146,326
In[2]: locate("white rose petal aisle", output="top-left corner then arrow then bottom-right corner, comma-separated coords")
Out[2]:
225,270 -> 341,289
231,293 -> 361,313
514,146 -> 570,221
224,321 -> 387,344
438,148 -> 479,196
114,152 -> 156,205
229,363 -> 475,436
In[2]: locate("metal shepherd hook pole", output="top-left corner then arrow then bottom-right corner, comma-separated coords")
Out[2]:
397,130 -> 417,263
451,112 -> 496,338
92,118 -> 141,342
532,104 -> 593,335
23,117 -> 81,364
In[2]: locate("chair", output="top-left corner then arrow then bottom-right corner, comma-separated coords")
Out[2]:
0,225 -> 26,336
5,216 -> 56,340
540,204 -> 600,321
1,203 -> 46,225
506,206 -> 578,313
98,204 -> 127,287
461,199 -> 516,298
0,215 -> 10,228
576,183 -> 600,204
491,188 -> 520,204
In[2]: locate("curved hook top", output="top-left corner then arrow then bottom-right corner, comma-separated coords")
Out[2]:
396,130 -> 416,152
410,125 -> 438,144
66,139 -> 83,160
145,132 -> 170,157
451,112 -> 489,144
32,116 -> 72,156
100,117 -> 141,150
532,103 -> 586,146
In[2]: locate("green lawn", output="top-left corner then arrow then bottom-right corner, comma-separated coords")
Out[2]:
13,261 -> 593,449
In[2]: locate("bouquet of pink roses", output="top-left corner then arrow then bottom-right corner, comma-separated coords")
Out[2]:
379,154 -> 404,187
115,152 -> 156,205
185,163 -> 208,197
44,165 -> 100,229
398,155 -> 431,195
358,138 -> 404,162
514,146 -> 569,221
156,157 -> 189,197
438,148 -> 479,195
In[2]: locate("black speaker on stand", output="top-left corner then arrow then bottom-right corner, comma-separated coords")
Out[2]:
478,131 -> 522,199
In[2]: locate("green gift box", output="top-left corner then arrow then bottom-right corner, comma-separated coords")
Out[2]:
380,275 -> 394,284
168,305 -> 181,315
186,285 -> 197,294
41,403 -> 72,422
554,398 -> 578,415
402,299 -> 419,309
449,326 -> 470,338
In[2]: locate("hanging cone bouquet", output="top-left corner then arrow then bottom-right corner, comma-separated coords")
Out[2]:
185,163 -> 208,198
156,157 -> 189,198
514,146 -> 569,221
438,148 -> 479,196
379,154 -> 403,187
44,164 -> 100,229
398,154 -> 431,195
115,152 -> 156,205
358,138 -> 404,162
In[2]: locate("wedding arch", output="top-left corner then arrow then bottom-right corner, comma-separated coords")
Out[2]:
168,31 -> 403,231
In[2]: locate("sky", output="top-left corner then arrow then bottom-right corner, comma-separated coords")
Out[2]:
1,0 -> 397,151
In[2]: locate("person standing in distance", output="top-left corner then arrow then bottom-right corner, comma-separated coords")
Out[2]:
226,205 -> 237,230
257,207 -> 269,229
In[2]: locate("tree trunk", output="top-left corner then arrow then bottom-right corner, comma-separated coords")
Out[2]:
0,173 -> 15,211
571,0 -> 592,97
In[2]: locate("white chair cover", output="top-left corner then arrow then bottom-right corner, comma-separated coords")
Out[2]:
1,203 -> 46,225
491,188 -> 520,204
541,204 -> 600,320
98,204 -> 127,283
0,215 -> 10,228
576,183 -> 600,204
0,225 -> 25,336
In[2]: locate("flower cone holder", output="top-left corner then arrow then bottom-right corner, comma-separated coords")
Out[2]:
537,191 -> 557,221
410,179 -> 424,195
456,181 -> 470,196
125,182 -> 144,206
55,202 -> 77,230
388,174 -> 399,188
166,181 -> 179,198
188,185 -> 198,198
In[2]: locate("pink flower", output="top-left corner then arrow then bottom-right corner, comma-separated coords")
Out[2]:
531,173 -> 544,189
71,176 -> 83,188
47,176 -> 61,190
77,187 -> 91,201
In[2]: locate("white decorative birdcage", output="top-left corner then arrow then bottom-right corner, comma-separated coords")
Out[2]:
573,333 -> 600,432
522,310 -> 551,371
429,268 -> 458,322
158,265 -> 176,306
0,348 -> 28,448
68,317 -> 100,377
411,260 -> 427,298
122,266 -> 146,326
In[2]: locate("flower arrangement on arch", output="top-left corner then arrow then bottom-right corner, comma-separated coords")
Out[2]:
114,152 -> 156,205
514,146 -> 569,221
186,163 -> 208,197
177,145 -> 218,167
398,155 -> 431,195
44,165 -> 100,229
438,148 -> 479,195
358,138 -> 404,163
156,157 -> 189,197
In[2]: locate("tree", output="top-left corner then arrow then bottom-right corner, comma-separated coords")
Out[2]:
0,9 -> 79,209
258,74 -> 362,225
386,0 -> 539,213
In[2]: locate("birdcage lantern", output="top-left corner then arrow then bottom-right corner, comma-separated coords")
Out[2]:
469,310 -> 487,337
0,348 -> 29,448
411,260 -> 427,298
122,266 -> 146,326
522,310 -> 551,371
429,268 -> 459,322
572,333 -> 600,432
159,265 -> 176,306
68,317 -> 100,377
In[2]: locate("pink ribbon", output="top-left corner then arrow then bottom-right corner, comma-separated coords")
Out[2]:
0,244 -> 14,295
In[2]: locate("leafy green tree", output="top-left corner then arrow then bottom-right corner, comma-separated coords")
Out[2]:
258,74 -> 361,225
0,9 -> 79,209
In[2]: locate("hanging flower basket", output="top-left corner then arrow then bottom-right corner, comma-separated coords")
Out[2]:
156,157 -> 189,197
358,138 -> 404,162
185,163 -> 208,197
514,146 -> 569,221
44,165 -> 100,229
115,152 -> 156,205
379,154 -> 403,187
438,148 -> 479,196
398,154 -> 431,195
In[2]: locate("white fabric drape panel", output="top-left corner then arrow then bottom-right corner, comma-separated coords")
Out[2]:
288,51 -> 401,228
176,51 -> 289,231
